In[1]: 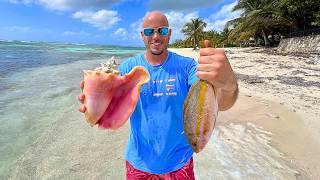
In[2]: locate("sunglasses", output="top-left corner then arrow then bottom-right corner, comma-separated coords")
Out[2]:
143,27 -> 169,36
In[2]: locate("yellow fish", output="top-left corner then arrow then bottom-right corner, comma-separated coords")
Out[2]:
183,80 -> 218,153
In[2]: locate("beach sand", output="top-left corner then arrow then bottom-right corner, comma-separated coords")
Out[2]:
171,48 -> 320,179
5,48 -> 320,179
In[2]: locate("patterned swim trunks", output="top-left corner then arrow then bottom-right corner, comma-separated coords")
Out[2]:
126,158 -> 195,180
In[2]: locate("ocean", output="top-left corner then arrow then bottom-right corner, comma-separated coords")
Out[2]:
0,40 -> 144,177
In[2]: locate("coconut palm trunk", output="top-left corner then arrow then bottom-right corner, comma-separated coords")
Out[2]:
261,29 -> 270,47
193,37 -> 197,49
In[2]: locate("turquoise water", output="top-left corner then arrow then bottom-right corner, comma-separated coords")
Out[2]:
0,40 -> 144,176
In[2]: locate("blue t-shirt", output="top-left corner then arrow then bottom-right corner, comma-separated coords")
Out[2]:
118,51 -> 198,174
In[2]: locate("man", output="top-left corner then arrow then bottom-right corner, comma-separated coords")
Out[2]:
78,11 -> 238,179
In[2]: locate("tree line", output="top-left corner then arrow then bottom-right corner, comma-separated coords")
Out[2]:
170,0 -> 320,48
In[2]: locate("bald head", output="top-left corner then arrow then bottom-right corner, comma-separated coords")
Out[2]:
142,11 -> 169,28
140,11 -> 171,58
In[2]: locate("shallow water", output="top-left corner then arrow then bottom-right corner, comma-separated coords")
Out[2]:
0,40 -> 144,176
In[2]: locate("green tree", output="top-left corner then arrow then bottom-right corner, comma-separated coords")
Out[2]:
227,0 -> 293,47
204,30 -> 220,47
314,11 -> 320,26
170,39 -> 185,48
204,29 -> 235,48
182,18 -> 207,49
279,0 -> 320,30
219,28 -> 233,47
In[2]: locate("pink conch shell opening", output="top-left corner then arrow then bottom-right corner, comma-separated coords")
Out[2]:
83,66 -> 150,129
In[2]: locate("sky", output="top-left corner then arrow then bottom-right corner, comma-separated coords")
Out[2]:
0,0 -> 241,46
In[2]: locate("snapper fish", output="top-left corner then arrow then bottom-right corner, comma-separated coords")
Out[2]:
82,56 -> 150,129
183,80 -> 218,153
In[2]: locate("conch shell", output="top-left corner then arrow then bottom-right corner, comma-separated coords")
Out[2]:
183,80 -> 218,153
83,57 -> 150,129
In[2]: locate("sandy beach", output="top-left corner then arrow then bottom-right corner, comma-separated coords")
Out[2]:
171,48 -> 320,179
4,47 -> 320,179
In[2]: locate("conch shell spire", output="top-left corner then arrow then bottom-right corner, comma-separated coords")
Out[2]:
93,56 -> 120,75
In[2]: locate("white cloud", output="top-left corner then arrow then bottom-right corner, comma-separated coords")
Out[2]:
165,11 -> 199,41
113,28 -> 127,39
63,31 -> 91,36
38,0 -> 122,11
3,0 -> 123,31
4,0 -> 33,4
4,0 -> 122,11
212,1 -> 239,20
72,10 -> 120,30
130,21 -> 142,29
128,17 -> 145,40
148,0 -> 219,11
205,1 -> 241,31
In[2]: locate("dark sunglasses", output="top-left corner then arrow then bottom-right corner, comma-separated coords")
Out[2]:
143,27 -> 169,36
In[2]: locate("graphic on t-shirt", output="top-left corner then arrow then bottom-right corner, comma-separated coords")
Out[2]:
153,92 -> 163,97
166,77 -> 176,82
165,84 -> 175,91
151,76 -> 178,97
153,79 -> 163,84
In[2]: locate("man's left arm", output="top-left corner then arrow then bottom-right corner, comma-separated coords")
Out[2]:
196,40 -> 238,111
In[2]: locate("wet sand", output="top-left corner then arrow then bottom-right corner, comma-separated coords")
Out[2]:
5,48 -> 320,179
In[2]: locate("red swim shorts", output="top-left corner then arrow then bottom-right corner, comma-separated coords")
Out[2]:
126,158 -> 195,180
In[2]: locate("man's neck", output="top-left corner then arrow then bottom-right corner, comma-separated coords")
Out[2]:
145,50 -> 169,66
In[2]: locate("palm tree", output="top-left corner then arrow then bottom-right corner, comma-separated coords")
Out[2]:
204,30 -> 220,47
279,0 -> 320,31
219,28 -> 232,47
182,18 -> 207,49
170,39 -> 185,48
314,12 -> 320,26
227,0 -> 293,47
